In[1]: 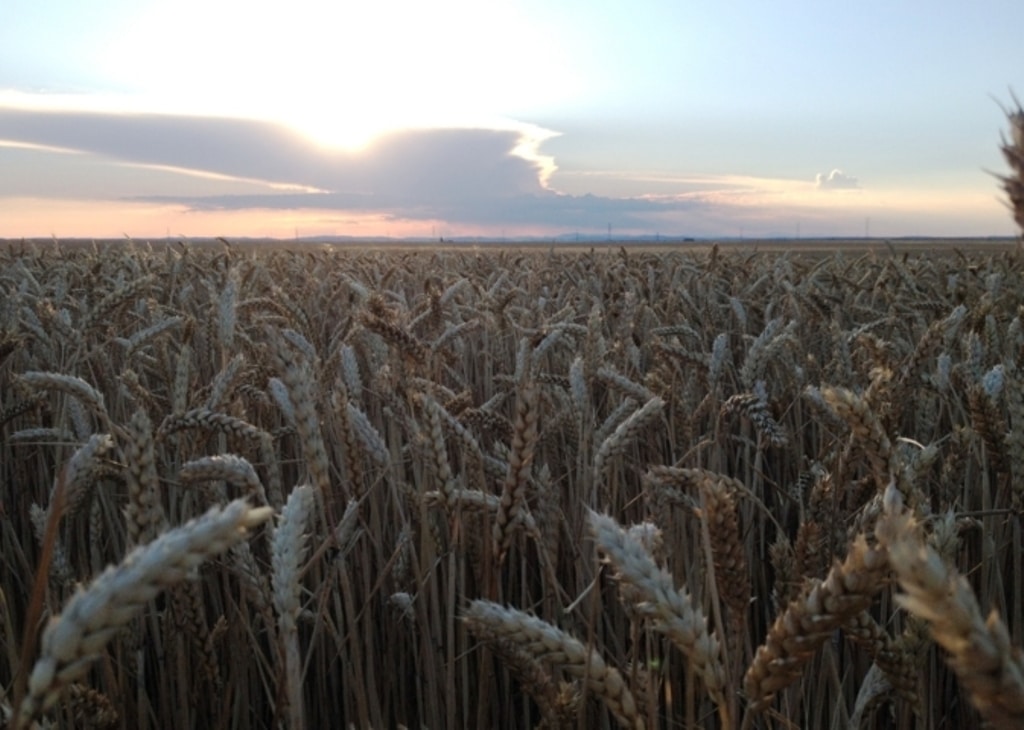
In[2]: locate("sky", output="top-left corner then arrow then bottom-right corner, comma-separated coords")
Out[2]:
1,0 -> 1023,241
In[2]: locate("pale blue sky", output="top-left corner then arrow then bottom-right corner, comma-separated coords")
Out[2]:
1,0 -> 1021,239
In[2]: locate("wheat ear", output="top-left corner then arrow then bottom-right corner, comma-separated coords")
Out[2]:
815,385 -> 897,491
331,384 -> 366,497
18,372 -> 110,431
14,499 -> 272,728
593,396 -> 665,487
418,393 -> 456,512
463,599 -> 644,729
493,379 -> 541,562
699,475 -> 750,647
157,407 -> 266,442
123,409 -> 166,548
266,328 -> 330,497
272,484 -> 314,729
842,608 -> 922,716
588,511 -> 728,723
743,531 -> 889,715
48,433 -> 114,521
877,485 -> 1024,729
999,101 -> 1024,235
65,682 -> 118,728
483,637 -> 580,728
179,454 -> 268,506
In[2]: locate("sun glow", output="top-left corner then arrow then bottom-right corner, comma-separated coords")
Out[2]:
87,0 -> 580,155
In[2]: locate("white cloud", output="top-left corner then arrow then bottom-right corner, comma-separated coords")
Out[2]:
816,169 -> 860,190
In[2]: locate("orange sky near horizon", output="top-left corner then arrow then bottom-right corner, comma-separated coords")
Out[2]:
0,182 -> 1011,242
0,197 -> 562,241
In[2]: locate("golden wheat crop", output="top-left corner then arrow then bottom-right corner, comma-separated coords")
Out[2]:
0,102 -> 1022,730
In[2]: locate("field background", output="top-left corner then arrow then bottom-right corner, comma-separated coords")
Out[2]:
1,238 -> 1022,729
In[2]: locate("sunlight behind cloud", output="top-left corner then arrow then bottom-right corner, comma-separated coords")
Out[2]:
96,0 -> 580,151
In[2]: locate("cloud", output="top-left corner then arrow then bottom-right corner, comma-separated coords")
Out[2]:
816,169 -> 860,190
14,107 -> 951,239
0,106 -> 700,231
0,108 -> 526,196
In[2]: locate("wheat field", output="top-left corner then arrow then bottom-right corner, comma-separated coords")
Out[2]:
0,233 -> 1023,729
